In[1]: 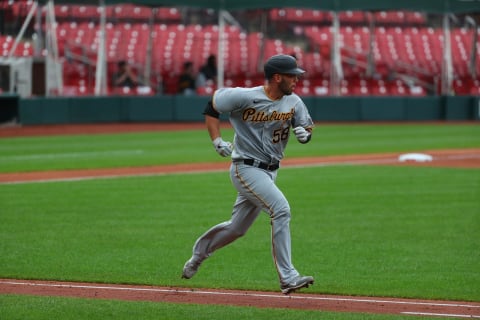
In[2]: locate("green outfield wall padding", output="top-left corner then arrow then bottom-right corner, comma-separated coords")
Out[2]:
19,97 -> 70,124
19,99 -> 41,124
174,96 -> 210,122
126,96 -> 175,121
313,97 -> 361,121
68,96 -> 126,123
444,96 -> 475,120
476,97 -> 480,121
17,96 -> 480,125
41,97 -> 71,124
405,97 -> 443,120
360,97 -> 405,121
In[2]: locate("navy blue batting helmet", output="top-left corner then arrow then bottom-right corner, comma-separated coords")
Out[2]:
264,54 -> 305,79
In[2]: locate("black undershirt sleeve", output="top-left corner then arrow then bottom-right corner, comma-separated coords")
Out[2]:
203,100 -> 220,118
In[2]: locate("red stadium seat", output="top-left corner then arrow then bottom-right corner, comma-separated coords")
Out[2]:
155,7 -> 181,22
113,4 -> 152,21
70,5 -> 98,20
338,11 -> 366,25
405,12 -> 426,25
54,5 -> 71,19
196,86 -> 215,96
374,11 -> 408,25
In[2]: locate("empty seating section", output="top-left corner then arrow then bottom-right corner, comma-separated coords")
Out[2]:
269,9 -> 426,26
53,21 -> 299,94
1,35 -> 34,57
1,3 -> 479,96
296,24 -> 479,95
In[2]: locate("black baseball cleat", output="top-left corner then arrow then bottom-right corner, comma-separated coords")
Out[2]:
281,275 -> 314,294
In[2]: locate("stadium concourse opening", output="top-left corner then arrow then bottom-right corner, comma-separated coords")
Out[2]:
0,2 -> 479,98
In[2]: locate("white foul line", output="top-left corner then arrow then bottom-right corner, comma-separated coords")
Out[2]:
402,312 -> 480,318
1,280 -> 479,310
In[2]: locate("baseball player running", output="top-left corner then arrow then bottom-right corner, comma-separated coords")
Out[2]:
182,54 -> 314,294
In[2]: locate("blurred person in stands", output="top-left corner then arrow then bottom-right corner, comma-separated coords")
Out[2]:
113,60 -> 139,88
178,61 -> 197,95
196,54 -> 217,88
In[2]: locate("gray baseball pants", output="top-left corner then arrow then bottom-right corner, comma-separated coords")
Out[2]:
190,161 -> 300,285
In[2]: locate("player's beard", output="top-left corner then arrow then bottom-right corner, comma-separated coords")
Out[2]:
279,78 -> 294,95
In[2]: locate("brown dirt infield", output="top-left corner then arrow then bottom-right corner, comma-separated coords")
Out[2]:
1,123 -> 479,317
1,279 -> 479,318
0,148 -> 478,184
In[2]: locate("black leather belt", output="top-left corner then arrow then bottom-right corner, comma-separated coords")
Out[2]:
243,159 -> 279,171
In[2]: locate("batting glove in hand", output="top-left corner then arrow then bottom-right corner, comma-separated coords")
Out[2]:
293,126 -> 311,143
213,137 -> 233,157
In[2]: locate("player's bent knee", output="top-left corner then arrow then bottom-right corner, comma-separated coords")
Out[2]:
271,204 -> 291,220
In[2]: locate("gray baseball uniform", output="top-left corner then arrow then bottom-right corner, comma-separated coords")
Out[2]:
189,85 -> 313,286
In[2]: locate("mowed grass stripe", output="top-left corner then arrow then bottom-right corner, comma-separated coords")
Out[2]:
0,124 -> 478,173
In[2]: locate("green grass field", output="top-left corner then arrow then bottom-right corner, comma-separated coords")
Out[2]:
0,294 -> 434,320
0,123 -> 478,172
0,123 -> 479,319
